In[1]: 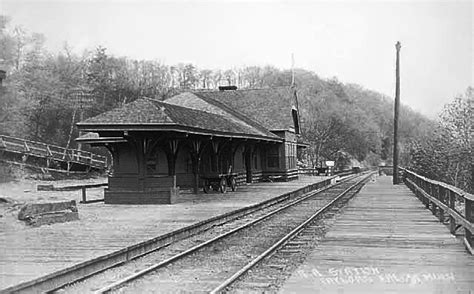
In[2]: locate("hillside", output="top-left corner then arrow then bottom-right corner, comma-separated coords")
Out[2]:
0,15 -> 434,170
290,70 -> 434,168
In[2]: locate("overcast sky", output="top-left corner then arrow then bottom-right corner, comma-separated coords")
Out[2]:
1,0 -> 472,118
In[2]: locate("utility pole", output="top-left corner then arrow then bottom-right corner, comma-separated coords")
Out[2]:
0,69 -> 6,87
68,88 -> 92,151
393,41 -> 401,184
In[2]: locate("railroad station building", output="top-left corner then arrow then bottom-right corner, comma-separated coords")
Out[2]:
77,86 -> 305,204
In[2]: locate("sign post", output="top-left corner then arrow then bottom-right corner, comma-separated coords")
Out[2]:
325,161 -> 335,176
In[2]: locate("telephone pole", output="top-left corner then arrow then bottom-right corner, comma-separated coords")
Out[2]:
69,88 -> 93,151
393,41 -> 401,184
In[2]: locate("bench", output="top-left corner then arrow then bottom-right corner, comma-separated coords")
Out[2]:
37,183 -> 108,204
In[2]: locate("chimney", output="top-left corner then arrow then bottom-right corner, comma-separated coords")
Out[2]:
0,70 -> 6,87
218,85 -> 237,91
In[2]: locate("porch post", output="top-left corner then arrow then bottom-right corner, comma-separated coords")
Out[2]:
191,139 -> 203,194
166,140 -> 179,177
130,136 -> 146,191
244,144 -> 253,183
211,140 -> 220,173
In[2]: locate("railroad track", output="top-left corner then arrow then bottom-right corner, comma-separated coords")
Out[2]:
221,175 -> 371,293
56,172 -> 374,293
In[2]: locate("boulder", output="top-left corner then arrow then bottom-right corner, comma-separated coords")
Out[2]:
18,200 -> 79,227
36,184 -> 54,191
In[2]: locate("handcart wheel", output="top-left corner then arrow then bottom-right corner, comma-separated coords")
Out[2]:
230,176 -> 237,192
203,180 -> 210,193
219,177 -> 227,193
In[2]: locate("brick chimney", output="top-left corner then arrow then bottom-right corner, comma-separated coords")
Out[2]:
0,70 -> 6,87
218,85 -> 237,91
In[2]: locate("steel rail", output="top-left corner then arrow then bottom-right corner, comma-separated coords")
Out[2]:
94,172 -> 372,293
3,176 -> 342,294
210,172 -> 373,293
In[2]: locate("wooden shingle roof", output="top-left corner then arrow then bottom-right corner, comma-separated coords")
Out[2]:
77,98 -> 281,141
193,87 -> 298,131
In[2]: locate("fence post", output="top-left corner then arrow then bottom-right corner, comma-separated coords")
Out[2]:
449,190 -> 456,234
24,141 -> 30,152
424,180 -> 430,209
420,180 -> 425,206
465,198 -> 473,251
81,187 -> 87,203
433,184 -> 439,218
46,145 -> 53,156
414,177 -> 425,204
438,185 -> 445,223
416,178 -> 421,201
429,183 -> 436,214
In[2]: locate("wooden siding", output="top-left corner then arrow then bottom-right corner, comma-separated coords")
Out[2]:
104,188 -> 179,204
113,144 -> 138,174
108,175 -> 176,191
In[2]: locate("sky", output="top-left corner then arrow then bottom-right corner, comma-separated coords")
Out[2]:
1,0 -> 472,118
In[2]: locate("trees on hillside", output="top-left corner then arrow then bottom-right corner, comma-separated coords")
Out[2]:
409,87 -> 472,191
0,15 -> 436,170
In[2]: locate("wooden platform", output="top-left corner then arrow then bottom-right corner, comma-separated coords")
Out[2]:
280,175 -> 474,294
0,176 -> 331,290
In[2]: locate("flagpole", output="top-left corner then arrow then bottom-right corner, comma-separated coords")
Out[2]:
291,53 -> 295,87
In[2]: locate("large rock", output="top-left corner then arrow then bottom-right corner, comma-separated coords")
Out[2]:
36,184 -> 54,191
18,200 -> 79,227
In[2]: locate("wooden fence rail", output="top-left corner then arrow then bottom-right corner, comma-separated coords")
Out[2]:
0,135 -> 107,170
402,168 -> 474,254
298,168 -> 329,176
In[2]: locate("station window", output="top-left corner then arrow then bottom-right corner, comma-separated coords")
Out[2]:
186,156 -> 193,173
146,158 -> 156,174
267,145 -> 279,168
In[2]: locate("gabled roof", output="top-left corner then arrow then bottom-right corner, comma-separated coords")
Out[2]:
192,87 -> 299,131
165,91 -> 272,136
77,98 -> 281,142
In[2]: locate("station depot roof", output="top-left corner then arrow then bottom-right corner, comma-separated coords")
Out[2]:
76,97 -> 283,143
163,87 -> 300,134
